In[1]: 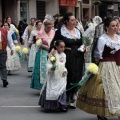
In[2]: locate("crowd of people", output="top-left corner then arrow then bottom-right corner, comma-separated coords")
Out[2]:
1,13 -> 120,120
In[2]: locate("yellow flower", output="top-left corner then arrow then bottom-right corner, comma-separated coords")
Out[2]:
50,55 -> 56,62
36,39 -> 42,46
87,63 -> 99,74
22,48 -> 29,54
15,46 -> 21,52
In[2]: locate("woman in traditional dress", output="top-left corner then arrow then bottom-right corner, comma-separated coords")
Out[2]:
76,17 -> 120,120
4,22 -> 21,74
50,12 -> 85,109
30,19 -> 55,90
27,20 -> 42,72
39,40 -> 67,112
83,16 -> 102,63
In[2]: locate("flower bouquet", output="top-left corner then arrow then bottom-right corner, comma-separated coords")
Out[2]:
22,48 -> 29,54
36,39 -> 42,47
15,46 -> 21,52
36,38 -> 48,47
15,47 -> 29,61
66,63 -> 99,91
78,63 -> 98,86
50,55 -> 56,71
78,36 -> 90,52
15,45 -> 22,59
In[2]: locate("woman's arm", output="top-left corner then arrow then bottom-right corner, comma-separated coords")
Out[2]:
94,37 -> 106,61
50,29 -> 61,51
28,31 -> 34,47
11,32 -> 18,46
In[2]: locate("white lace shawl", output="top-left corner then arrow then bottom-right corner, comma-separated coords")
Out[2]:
94,34 -> 120,59
61,26 -> 81,39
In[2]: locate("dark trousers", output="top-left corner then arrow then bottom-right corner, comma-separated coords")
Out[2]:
0,50 -> 7,81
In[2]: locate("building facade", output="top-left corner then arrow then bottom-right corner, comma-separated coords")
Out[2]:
99,0 -> 120,19
0,0 -> 59,25
0,0 -> 95,25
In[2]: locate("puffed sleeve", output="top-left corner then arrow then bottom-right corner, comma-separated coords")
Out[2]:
7,32 -> 14,50
22,26 -> 28,41
94,36 -> 106,59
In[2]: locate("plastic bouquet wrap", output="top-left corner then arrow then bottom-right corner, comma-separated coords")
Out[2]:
15,46 -> 29,61
78,63 -> 98,86
78,36 -> 90,52
36,39 -> 42,47
36,38 -> 48,47
67,63 -> 99,91
15,45 -> 22,58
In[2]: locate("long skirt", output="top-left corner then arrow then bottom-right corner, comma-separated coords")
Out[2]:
39,87 -> 66,110
27,44 -> 36,72
30,49 -> 48,90
64,49 -> 84,103
6,47 -> 21,71
76,62 -> 120,117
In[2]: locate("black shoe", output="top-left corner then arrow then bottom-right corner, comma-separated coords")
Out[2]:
3,80 -> 9,87
7,70 -> 12,75
60,108 -> 68,112
97,116 -> 107,120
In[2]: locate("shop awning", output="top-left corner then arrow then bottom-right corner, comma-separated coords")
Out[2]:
59,0 -> 77,7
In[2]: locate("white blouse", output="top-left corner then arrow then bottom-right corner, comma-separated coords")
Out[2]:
94,34 -> 120,59
28,29 -> 38,44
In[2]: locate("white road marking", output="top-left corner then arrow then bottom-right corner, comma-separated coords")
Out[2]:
1,106 -> 40,108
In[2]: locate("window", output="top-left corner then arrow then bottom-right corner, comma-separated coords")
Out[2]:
83,0 -> 89,4
20,1 -> 28,21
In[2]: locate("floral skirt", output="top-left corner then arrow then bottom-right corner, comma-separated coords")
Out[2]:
6,47 -> 21,71
30,49 -> 48,90
39,87 -> 66,110
76,62 -> 120,117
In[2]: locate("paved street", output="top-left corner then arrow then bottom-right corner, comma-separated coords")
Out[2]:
0,61 -> 118,120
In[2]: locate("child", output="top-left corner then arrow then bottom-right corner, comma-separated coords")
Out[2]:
39,40 -> 67,112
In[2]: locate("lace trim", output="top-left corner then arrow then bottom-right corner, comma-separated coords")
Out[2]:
61,26 -> 81,39
102,62 -> 120,114
102,34 -> 120,49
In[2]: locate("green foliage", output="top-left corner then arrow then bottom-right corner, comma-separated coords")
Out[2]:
82,36 -> 91,46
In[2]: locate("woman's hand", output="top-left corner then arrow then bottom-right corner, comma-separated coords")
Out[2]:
50,48 -> 56,55
11,50 -> 14,55
50,68 -> 55,71
95,58 -> 100,64
40,45 -> 49,51
84,46 -> 88,53
62,71 -> 67,77
14,43 -> 19,46
28,43 -> 32,48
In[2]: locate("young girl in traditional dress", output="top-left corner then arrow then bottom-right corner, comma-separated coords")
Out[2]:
76,17 -> 120,120
39,40 -> 67,112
